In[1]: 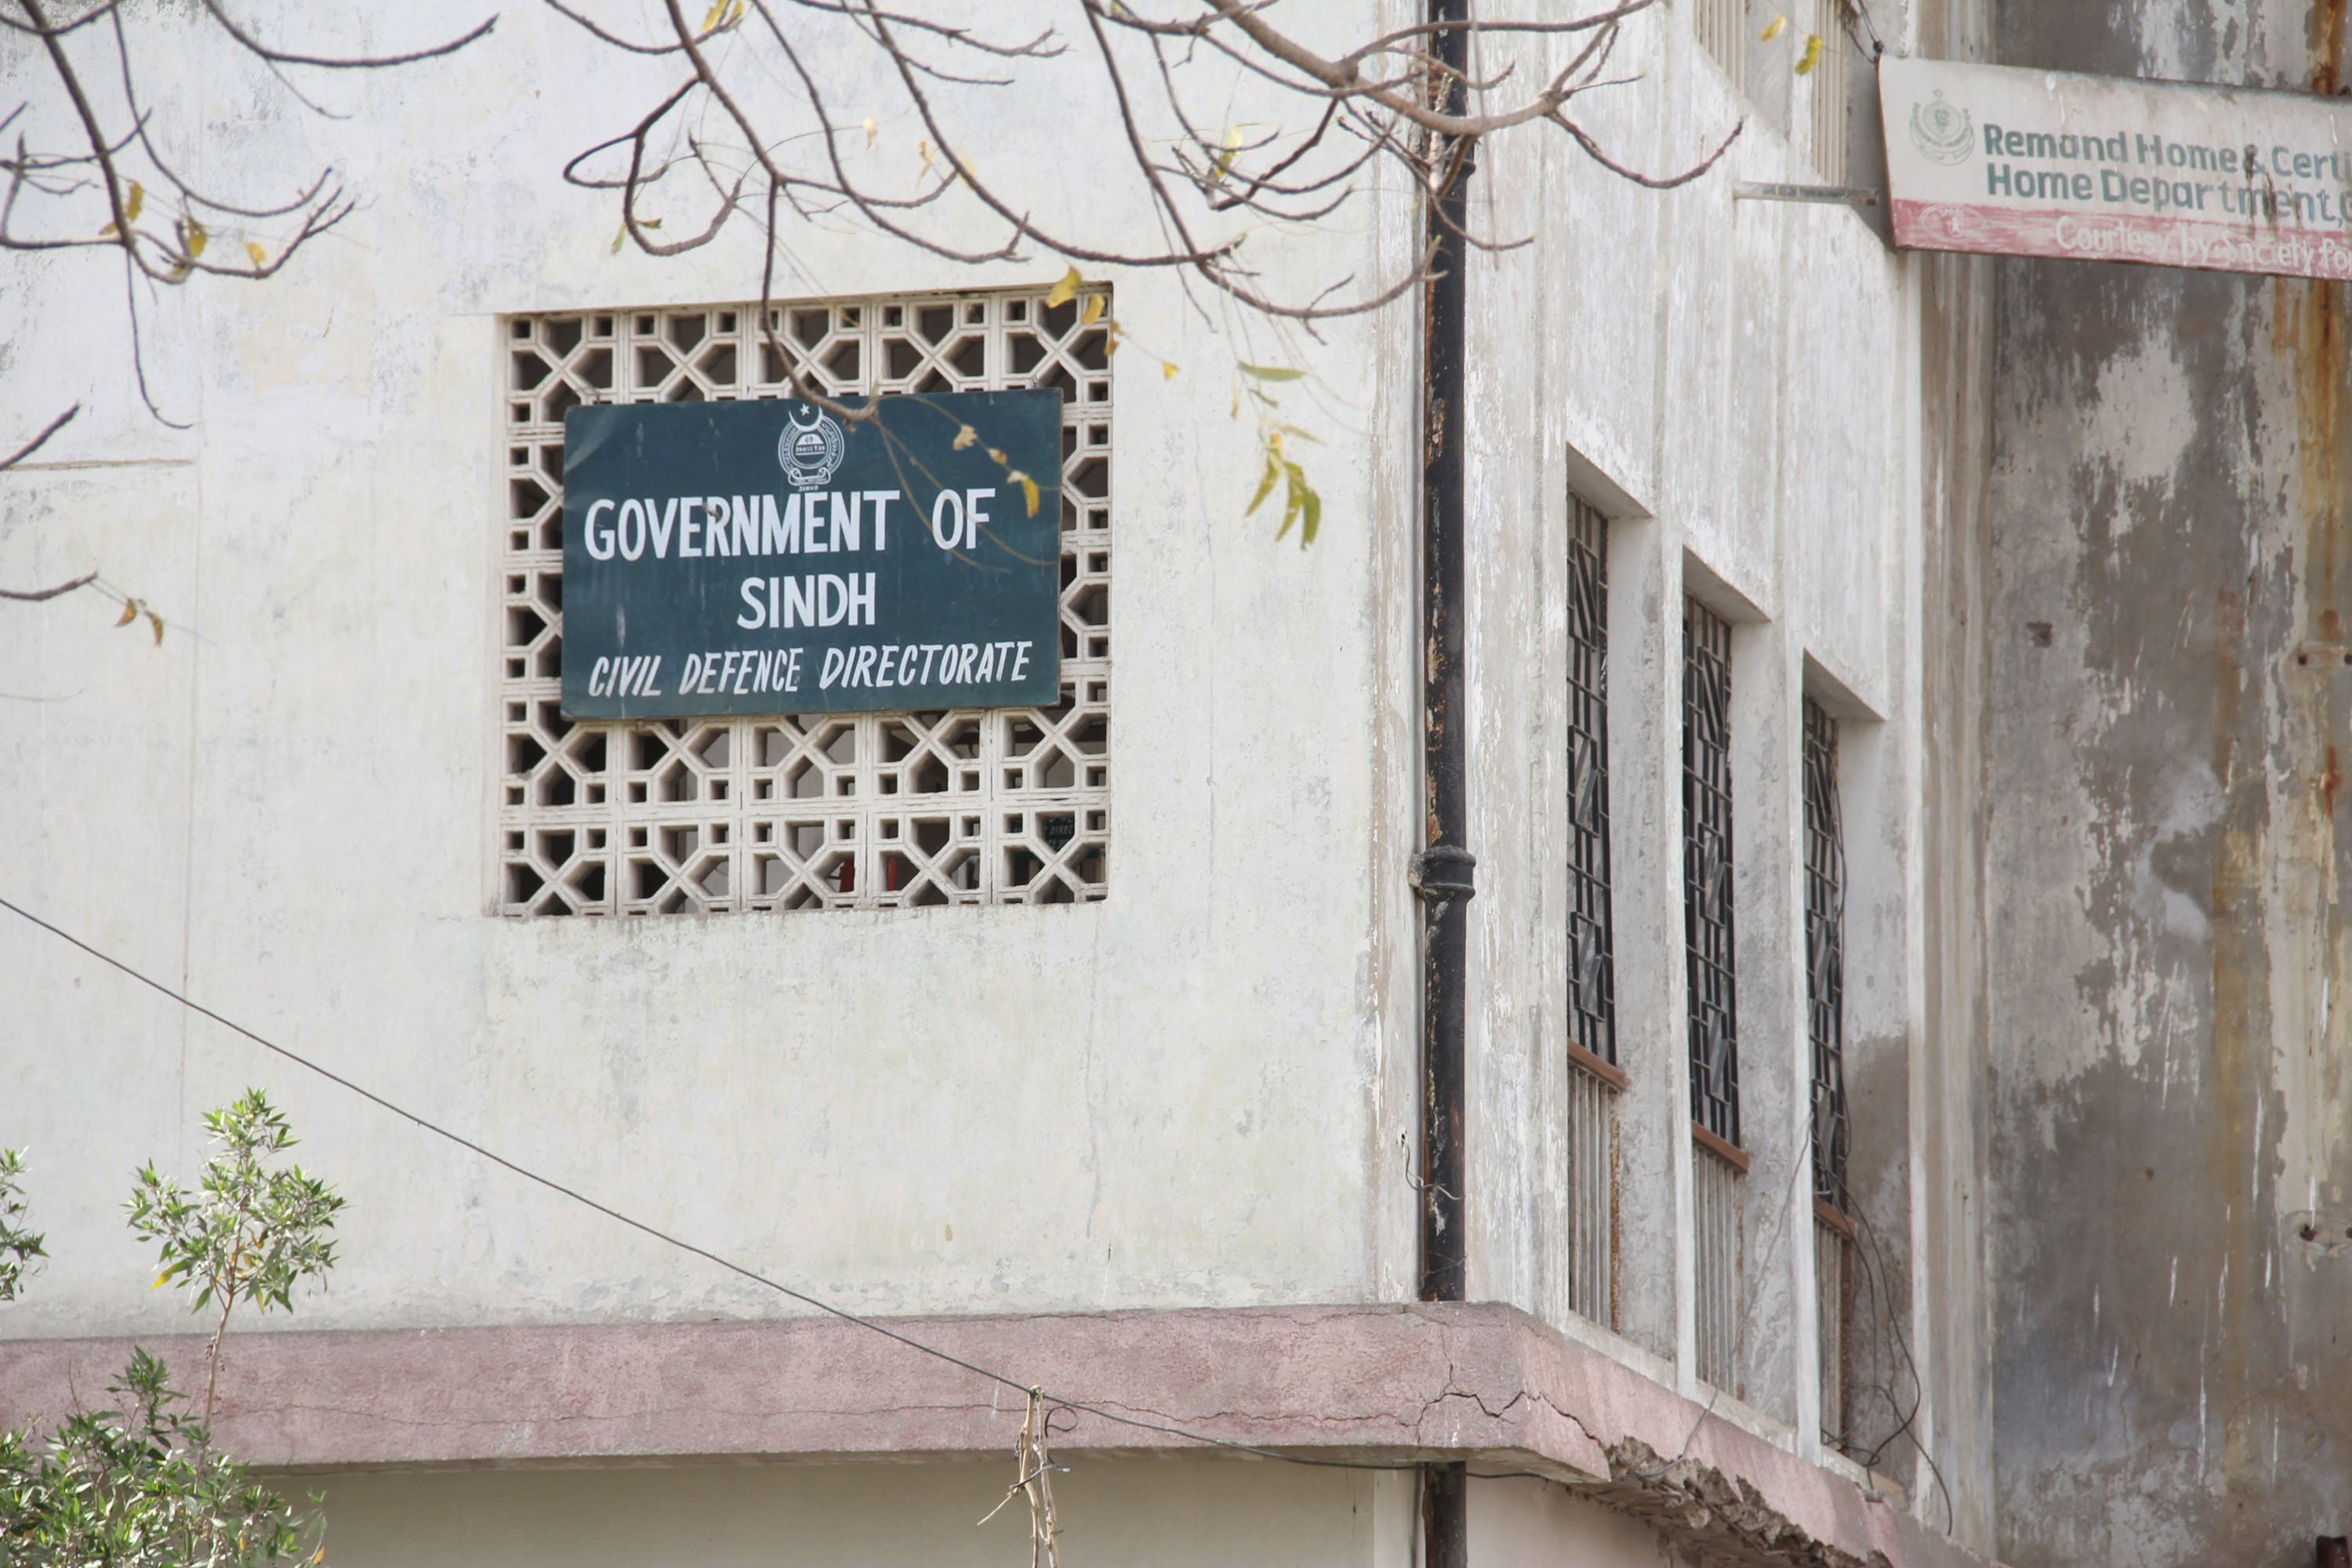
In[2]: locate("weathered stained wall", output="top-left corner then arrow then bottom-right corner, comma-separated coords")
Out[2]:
0,1 -> 1998,1559
1987,4 -> 2352,1564
1904,2 -> 2002,1551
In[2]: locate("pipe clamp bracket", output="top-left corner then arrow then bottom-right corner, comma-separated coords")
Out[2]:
1409,844 -> 1478,902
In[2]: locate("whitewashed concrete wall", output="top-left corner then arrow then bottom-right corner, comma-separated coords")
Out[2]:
1410,0 -> 1941,1496
0,0 -> 1396,1338
0,7 -> 1972,1538
319,1458 -> 1411,1568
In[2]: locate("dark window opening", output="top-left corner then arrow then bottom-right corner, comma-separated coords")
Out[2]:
1683,597 -> 1739,1145
1804,697 -> 1850,1208
1566,498 -> 1617,1065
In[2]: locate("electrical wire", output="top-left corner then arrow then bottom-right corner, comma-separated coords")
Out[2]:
0,891 -> 1552,1483
0,890 -> 1947,1520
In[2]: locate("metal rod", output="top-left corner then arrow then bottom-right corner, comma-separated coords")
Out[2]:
1733,180 -> 1880,207
1419,0 -> 1472,1313
1424,1461 -> 1470,1568
1420,2 -> 1472,1563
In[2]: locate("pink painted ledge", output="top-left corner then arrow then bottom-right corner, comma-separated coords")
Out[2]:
1,1301 -> 1995,1568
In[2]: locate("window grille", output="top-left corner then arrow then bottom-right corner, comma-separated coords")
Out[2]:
1566,499 -> 1617,1065
1566,1062 -> 1619,1327
1808,0 -> 1853,185
1804,698 -> 1849,1207
1816,1207 -> 1851,1446
497,290 -> 1113,916
1692,0 -> 1747,85
1693,1136 -> 1743,1392
1563,496 -> 1620,1328
1682,598 -> 1739,1145
1803,696 -> 1855,1448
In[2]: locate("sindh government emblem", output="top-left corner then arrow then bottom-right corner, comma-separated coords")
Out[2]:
779,404 -> 846,489
1909,91 -> 1974,166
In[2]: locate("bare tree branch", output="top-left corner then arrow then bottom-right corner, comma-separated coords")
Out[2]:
0,571 -> 97,602
550,0 -> 1739,337
195,2 -> 496,70
0,403 -> 78,470
2,0 -> 492,438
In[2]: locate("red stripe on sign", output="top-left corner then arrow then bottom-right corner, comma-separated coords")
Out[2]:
1892,199 -> 2352,281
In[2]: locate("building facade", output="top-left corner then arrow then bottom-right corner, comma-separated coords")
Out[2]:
2,1 -> 2342,1566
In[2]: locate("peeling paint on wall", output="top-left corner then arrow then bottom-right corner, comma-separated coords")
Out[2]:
1990,4 -> 2352,1564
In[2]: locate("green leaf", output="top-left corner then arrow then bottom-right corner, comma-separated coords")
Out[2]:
1244,452 -> 1281,516
1276,460 -> 1308,540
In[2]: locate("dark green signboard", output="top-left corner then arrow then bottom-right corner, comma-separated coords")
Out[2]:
560,390 -> 1062,719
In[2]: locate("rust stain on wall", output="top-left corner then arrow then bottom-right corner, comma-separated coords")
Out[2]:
2311,0 -> 2350,93
2291,0 -> 2351,641
2274,276 -> 2351,642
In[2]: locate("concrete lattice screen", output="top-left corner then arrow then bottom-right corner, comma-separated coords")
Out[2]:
1693,1139 -> 1744,1393
1808,0 -> 1851,187
497,290 -> 1112,916
1566,1063 -> 1620,1327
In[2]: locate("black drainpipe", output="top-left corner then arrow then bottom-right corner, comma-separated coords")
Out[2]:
1413,0 -> 1474,1563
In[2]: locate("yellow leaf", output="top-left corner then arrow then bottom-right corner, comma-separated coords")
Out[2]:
1044,267 -> 1082,308
186,220 -> 207,259
917,139 -> 933,172
726,0 -> 744,23
1236,362 -> 1304,382
611,224 -> 626,254
862,117 -> 878,149
115,599 -> 139,627
1161,361 -> 1178,380
1277,460 -> 1309,540
147,611 -> 165,648
1795,34 -> 1824,74
125,182 -> 143,222
100,221 -> 118,238
953,425 -> 978,451
1211,125 -> 1244,183
986,448 -> 1007,466
700,0 -> 726,31
1080,294 -> 1105,326
1759,13 -> 1788,41
151,1271 -> 172,1290
1007,470 -> 1040,517
1245,452 -> 1280,515
245,241 -> 267,267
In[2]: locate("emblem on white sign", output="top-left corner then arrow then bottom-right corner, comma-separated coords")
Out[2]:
1909,91 -> 1974,165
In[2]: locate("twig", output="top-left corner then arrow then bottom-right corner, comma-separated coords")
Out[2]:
0,403 -> 78,469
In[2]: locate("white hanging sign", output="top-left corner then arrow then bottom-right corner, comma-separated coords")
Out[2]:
1882,56 -> 2352,280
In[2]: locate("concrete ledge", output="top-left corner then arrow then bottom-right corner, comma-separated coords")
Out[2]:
1,1302 -> 1995,1568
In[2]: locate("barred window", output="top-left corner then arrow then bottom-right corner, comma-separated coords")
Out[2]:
1566,499 -> 1617,1065
1804,698 -> 1849,1206
1690,0 -> 1745,86
1563,496 -> 1621,1330
497,290 -> 1112,916
1807,0 -> 1853,186
1682,598 -> 1739,1145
